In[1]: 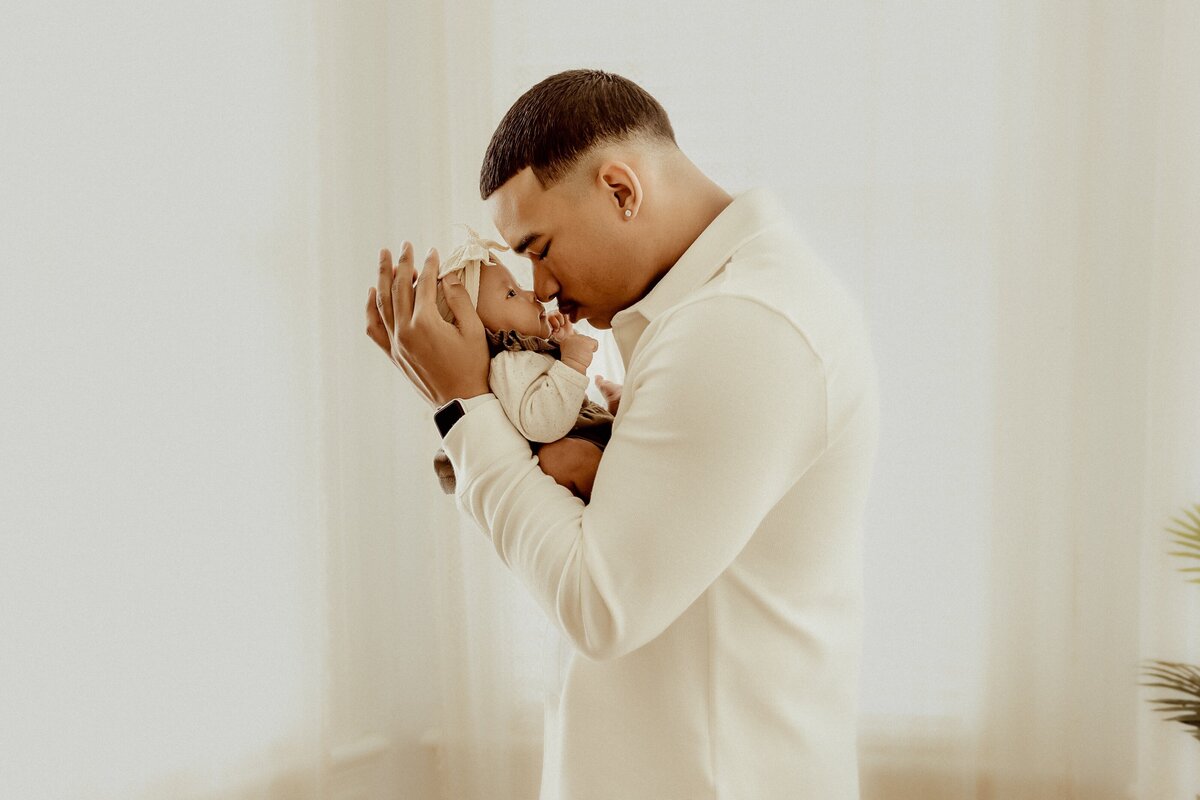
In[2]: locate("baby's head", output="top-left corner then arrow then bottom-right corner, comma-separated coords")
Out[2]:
437,225 -> 551,339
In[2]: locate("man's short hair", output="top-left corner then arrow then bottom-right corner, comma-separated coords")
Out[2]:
479,69 -> 677,201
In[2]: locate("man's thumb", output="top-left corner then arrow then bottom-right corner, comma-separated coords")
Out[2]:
442,280 -> 480,330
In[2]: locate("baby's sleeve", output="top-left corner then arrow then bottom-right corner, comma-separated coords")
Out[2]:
488,351 -> 590,443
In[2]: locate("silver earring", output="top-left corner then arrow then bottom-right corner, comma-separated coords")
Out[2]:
624,209 -> 632,218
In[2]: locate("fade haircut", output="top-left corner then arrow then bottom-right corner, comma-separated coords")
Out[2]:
479,69 -> 677,201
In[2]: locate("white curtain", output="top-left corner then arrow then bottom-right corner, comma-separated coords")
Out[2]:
4,2 -> 1198,799
974,4 -> 1200,797
1,1 -> 450,797
0,2 -> 330,798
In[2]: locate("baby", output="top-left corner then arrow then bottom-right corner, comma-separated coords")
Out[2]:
431,225 -> 615,502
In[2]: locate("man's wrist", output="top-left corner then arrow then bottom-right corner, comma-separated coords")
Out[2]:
434,394 -> 495,438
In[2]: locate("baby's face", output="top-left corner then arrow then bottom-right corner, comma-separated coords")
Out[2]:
475,261 -> 551,338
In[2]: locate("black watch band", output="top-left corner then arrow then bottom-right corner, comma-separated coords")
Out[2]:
434,399 -> 467,439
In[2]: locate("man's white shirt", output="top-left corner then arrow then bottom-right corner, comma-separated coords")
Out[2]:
442,188 -> 880,800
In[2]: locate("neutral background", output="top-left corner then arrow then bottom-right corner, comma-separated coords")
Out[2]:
2,1 -> 1198,798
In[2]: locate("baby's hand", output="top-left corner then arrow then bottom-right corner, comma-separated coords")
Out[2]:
554,318 -> 598,371
546,310 -> 568,337
550,315 -> 577,343
595,375 -> 622,415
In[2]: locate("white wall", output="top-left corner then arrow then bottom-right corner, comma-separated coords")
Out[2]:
1,2 -> 328,796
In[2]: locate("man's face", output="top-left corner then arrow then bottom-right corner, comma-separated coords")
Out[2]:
487,167 -> 633,330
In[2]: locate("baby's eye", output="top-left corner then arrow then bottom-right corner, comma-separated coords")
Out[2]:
506,289 -> 516,298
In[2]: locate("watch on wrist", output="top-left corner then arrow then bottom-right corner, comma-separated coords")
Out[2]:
434,398 -> 467,439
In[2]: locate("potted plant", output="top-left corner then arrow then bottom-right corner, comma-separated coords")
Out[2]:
1142,503 -> 1200,743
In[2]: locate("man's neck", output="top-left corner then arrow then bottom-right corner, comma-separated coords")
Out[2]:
651,175 -> 734,288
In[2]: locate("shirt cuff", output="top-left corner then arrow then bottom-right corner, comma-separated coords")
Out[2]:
458,393 -> 496,414
442,395 -> 530,490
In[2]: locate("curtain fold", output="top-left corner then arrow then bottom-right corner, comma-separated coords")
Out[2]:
1135,1 -> 1200,796
979,3 -> 1160,795
417,1 -> 553,797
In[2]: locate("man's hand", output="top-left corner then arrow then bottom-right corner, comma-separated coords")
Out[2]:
595,375 -> 622,415
364,242 -> 491,408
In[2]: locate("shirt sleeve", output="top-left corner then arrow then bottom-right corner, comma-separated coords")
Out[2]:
442,295 -> 828,661
488,350 -> 590,443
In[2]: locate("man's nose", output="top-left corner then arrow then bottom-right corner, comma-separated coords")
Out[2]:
532,262 -> 559,304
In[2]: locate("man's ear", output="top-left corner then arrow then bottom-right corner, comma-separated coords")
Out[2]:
596,161 -> 642,218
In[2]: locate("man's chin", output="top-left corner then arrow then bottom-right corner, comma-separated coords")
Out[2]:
562,305 -> 591,325
575,309 -> 613,330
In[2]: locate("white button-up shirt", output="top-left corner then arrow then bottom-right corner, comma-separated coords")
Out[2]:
443,187 -> 880,799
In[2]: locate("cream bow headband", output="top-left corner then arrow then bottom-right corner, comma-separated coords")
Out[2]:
435,224 -> 510,322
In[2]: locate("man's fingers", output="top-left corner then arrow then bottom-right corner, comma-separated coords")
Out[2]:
442,277 -> 483,334
391,241 -> 416,327
393,241 -> 417,326
366,287 -> 436,407
412,247 -> 441,317
377,249 -> 396,331
365,288 -> 390,352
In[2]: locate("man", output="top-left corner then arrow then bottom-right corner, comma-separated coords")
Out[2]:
366,69 -> 879,799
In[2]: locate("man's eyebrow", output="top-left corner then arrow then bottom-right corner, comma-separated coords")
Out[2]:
512,232 -> 543,255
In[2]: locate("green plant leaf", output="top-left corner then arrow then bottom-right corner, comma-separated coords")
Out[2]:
1168,533 -> 1200,549
1143,508 -> 1200,743
1182,504 -> 1200,529
1170,520 -> 1200,538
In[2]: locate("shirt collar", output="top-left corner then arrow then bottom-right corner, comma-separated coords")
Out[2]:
611,187 -> 790,330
